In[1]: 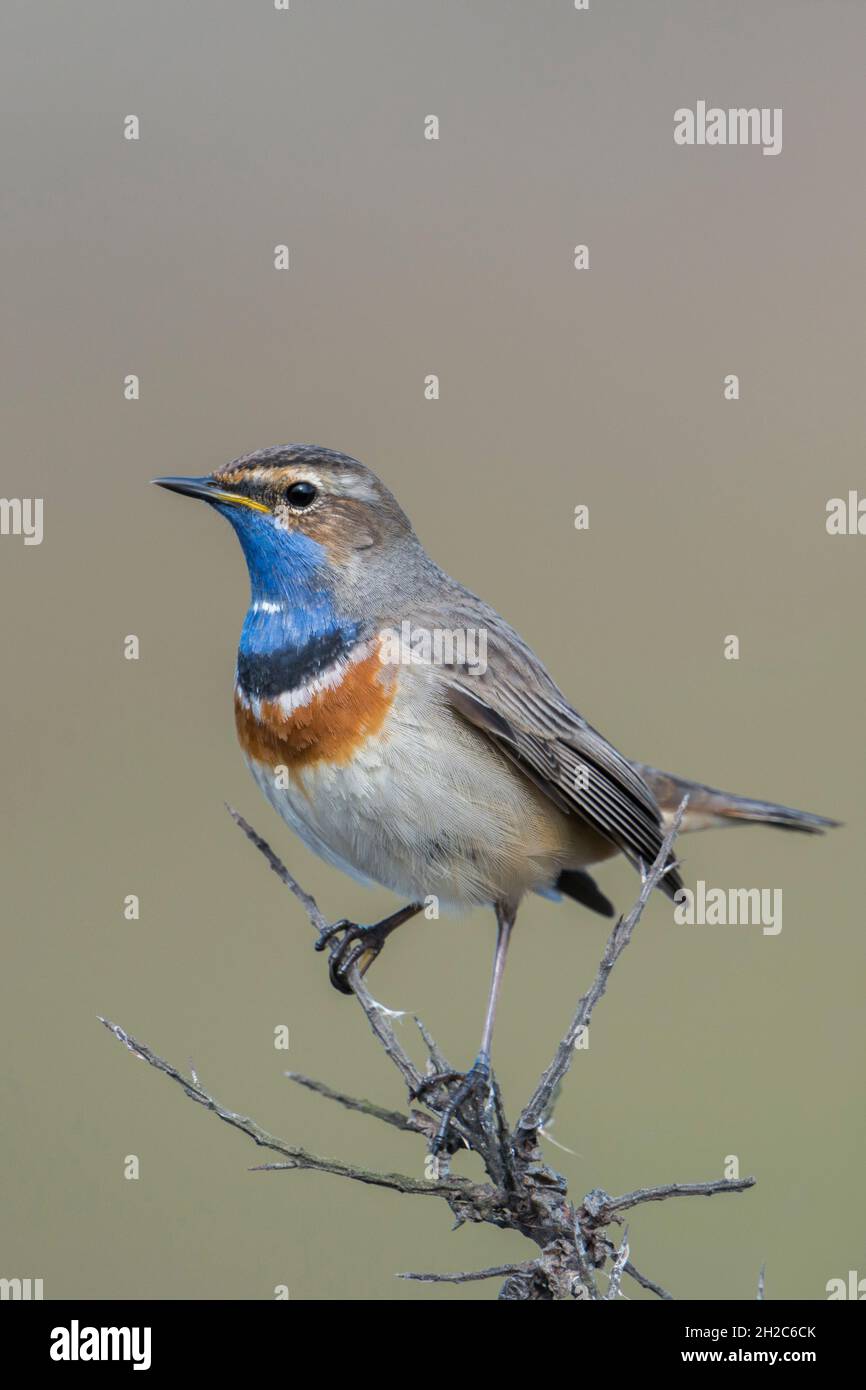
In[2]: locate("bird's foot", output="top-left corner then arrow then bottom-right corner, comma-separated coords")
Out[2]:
314,919 -> 391,994
314,902 -> 423,994
411,1052 -> 492,1154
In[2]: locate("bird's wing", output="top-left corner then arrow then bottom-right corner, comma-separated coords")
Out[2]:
413,596 -> 683,898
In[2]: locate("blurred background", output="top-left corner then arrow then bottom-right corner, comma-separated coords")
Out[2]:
1,0 -> 863,1300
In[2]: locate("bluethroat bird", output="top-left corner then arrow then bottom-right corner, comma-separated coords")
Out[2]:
156,446 -> 837,1151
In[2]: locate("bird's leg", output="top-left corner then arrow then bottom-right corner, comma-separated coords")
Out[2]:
413,902 -> 516,1154
315,902 -> 424,994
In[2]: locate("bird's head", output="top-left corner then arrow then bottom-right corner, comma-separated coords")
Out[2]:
154,445 -> 418,609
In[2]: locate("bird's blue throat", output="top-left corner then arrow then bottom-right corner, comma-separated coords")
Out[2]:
217,505 -> 360,701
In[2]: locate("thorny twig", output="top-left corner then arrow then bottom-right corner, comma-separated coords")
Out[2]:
517,801 -> 687,1135
98,1019 -> 467,1200
101,796 -> 757,1300
398,1262 -> 535,1284
284,1071 -> 420,1134
605,1226 -> 631,1300
582,1178 -> 756,1222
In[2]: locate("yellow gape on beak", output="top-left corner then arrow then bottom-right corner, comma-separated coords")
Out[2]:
152,476 -> 271,513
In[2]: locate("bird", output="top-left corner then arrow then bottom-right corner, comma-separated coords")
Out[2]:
155,445 -> 837,1150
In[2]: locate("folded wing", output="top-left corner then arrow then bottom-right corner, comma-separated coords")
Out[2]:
419,596 -> 683,900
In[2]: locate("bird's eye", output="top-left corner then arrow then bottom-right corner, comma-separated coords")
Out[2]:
286,480 -> 318,508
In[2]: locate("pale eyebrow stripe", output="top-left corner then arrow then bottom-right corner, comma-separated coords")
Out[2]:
220,464 -> 379,504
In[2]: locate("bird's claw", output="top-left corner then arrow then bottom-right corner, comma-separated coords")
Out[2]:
314,919 -> 388,995
409,1070 -> 465,1101
411,1055 -> 492,1154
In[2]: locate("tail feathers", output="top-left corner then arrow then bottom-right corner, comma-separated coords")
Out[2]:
631,762 -> 840,836
698,796 -> 839,834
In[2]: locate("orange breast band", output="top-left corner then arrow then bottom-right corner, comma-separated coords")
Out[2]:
234,645 -> 397,771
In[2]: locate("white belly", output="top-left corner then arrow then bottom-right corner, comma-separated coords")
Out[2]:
242,675 -> 581,910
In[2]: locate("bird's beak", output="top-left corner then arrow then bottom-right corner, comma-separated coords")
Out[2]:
152,475 -> 270,513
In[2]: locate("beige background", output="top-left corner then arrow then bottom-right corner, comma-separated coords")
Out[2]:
1,1 -> 863,1300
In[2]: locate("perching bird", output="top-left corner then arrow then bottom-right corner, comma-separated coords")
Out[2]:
155,445 -> 837,1150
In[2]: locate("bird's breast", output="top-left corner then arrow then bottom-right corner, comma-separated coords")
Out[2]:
232,627 -> 608,908
234,635 -> 398,771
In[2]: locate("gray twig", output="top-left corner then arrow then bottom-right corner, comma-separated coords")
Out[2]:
228,804 -> 423,1094
605,1226 -> 630,1300
589,1177 -> 756,1220
99,1018 -> 467,1201
398,1262 -> 534,1284
517,799 -> 688,1135
624,1261 -> 673,1301
226,805 -> 328,933
284,1071 -> 419,1133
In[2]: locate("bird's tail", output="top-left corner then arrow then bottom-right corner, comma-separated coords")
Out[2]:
631,762 -> 840,836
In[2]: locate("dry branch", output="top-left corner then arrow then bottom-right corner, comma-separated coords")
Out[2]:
101,795 -> 757,1300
